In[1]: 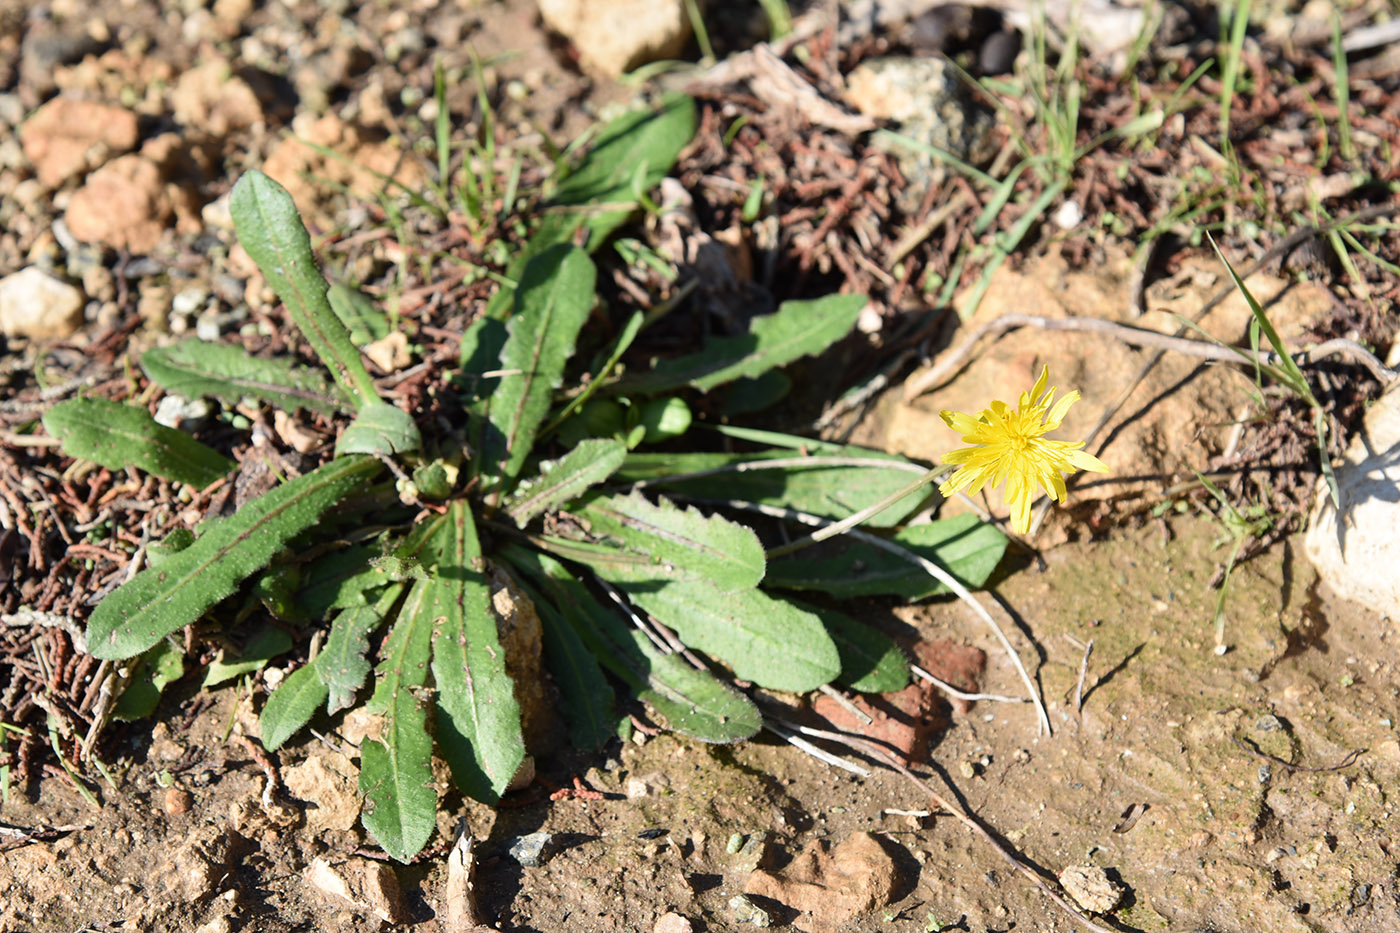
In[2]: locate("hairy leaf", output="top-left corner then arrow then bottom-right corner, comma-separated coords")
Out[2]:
360,576 -> 438,863
481,245 -> 595,488
87,455 -> 382,659
43,397 -> 235,488
327,282 -> 391,346
336,402 -> 422,457
615,446 -> 928,528
764,514 -> 1008,600
231,172 -> 409,442
112,640 -> 185,721
315,583 -> 404,714
140,339 -> 344,415
526,588 -> 615,751
296,544 -> 384,620
485,94 -> 696,318
504,547 -> 758,743
624,581 -> 840,693
203,623 -> 293,687
427,501 -> 524,803
505,438 -> 628,526
793,600 -> 909,693
570,491 -> 765,591
260,663 -> 330,750
621,293 -> 867,394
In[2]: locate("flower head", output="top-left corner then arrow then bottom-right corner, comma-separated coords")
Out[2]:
939,366 -> 1109,534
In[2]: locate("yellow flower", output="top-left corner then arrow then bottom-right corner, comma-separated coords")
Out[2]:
939,366 -> 1109,533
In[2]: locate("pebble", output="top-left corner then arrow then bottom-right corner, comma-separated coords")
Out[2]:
163,786 -> 194,815
654,912 -> 694,933
154,396 -> 212,430
507,832 -> 555,868
728,894 -> 771,927
537,0 -> 691,77
0,266 -> 84,339
1057,864 -> 1126,914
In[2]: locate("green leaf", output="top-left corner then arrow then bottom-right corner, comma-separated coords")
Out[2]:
570,491 -> 766,591
764,514 -> 1008,600
639,651 -> 762,742
140,339 -> 344,415
796,601 -> 909,693
43,397 -> 235,488
327,282 -> 391,346
112,639 -> 185,721
315,583 -> 404,714
260,662 -> 330,750
624,581 -> 840,692
615,447 -> 928,528
230,171 -> 392,416
87,455 -> 382,659
296,544 -> 383,619
336,402 -> 422,457
481,245 -> 596,488
504,547 -> 758,743
516,577 -> 615,752
204,623 -> 294,687
504,438 -> 628,526
361,576 -> 438,863
621,293 -> 867,394
426,501 -> 525,804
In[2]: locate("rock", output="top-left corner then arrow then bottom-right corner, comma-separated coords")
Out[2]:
155,396 -> 212,431
728,832 -> 772,874
193,915 -> 232,933
171,58 -> 265,137
1305,381 -> 1400,616
65,154 -> 168,254
654,912 -> 694,933
1057,864 -> 1126,914
727,894 -> 771,927
625,771 -> 671,800
537,0 -> 690,77
305,857 -> 408,924
507,832 -> 555,868
283,752 -> 362,832
744,833 -> 900,933
489,568 -> 555,753
363,331 -> 411,373
845,56 -> 994,165
163,786 -> 194,815
0,267 -> 84,339
19,97 -> 139,188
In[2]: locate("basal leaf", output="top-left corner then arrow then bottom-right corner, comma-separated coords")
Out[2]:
515,577 -> 615,752
481,245 -> 595,488
259,662 -> 330,750
484,94 -> 695,318
571,491 -> 765,591
624,581 -> 840,693
43,397 -> 235,488
615,446 -> 928,527
296,543 -> 383,620
86,455 -> 382,659
336,402 -> 422,457
621,293 -> 867,394
112,639 -> 185,721
140,339 -> 344,415
764,514 -> 1008,600
427,501 -> 524,804
230,171 -> 393,420
361,576 -> 437,863
793,600 -> 909,693
315,583 -> 404,714
504,547 -> 757,743
327,282 -> 391,346
504,438 -> 628,526
203,623 -> 293,688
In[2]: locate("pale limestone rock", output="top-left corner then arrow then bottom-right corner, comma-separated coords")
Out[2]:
19,97 -> 138,187
0,267 -> 84,339
537,0 -> 690,77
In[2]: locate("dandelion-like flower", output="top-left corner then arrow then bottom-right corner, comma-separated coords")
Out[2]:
939,366 -> 1109,534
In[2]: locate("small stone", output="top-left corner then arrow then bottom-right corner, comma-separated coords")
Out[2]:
654,912 -> 694,933
65,154 -> 172,254
728,894 -> 771,927
744,833 -> 899,932
171,58 -> 265,138
729,832 -> 771,874
172,287 -> 209,317
138,285 -> 172,331
0,93 -> 25,129
163,786 -> 194,815
193,915 -> 231,933
507,832 -> 555,868
0,267 -> 84,339
19,97 -> 139,188
625,771 -> 671,800
304,857 -> 407,924
155,396 -> 212,430
538,0 -> 690,77
283,753 -> 361,832
1057,864 -> 1126,914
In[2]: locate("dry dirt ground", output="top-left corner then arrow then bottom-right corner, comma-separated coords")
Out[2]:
3,1 -> 1400,932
